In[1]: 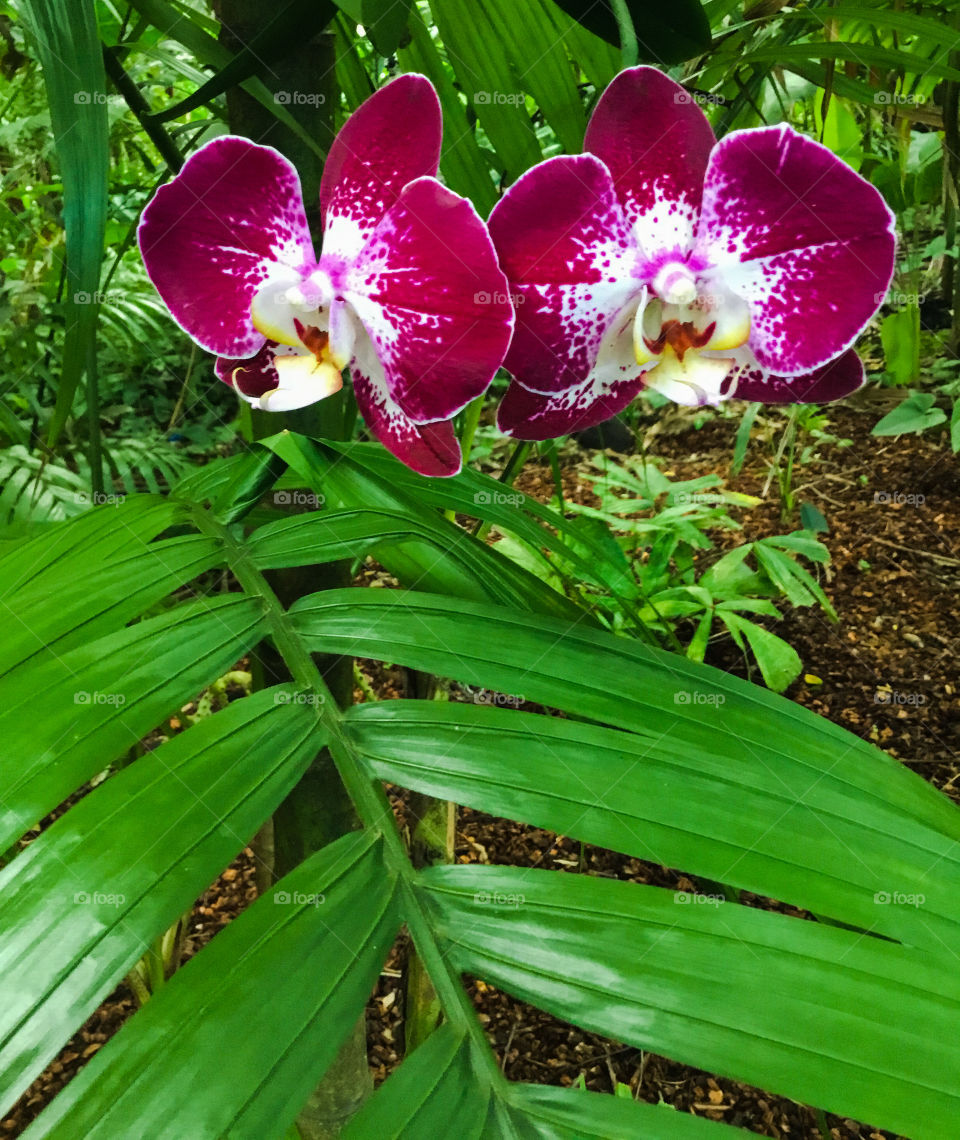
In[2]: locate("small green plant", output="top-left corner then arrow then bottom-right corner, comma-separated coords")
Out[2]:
525,456 -> 835,691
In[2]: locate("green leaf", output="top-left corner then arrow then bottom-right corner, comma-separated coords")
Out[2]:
429,0 -> 544,182
346,698 -> 960,953
291,589 -> 960,872
343,1025 -> 493,1137
398,9 -> 497,213
478,0 -> 588,153
0,690 -> 320,1113
872,391 -> 947,436
0,495 -> 186,597
718,611 -> 802,691
548,0 -> 711,62
345,1023 -> 740,1138
260,433 -> 584,621
731,402 -> 760,476
880,306 -> 921,386
16,0 -> 108,447
420,865 -> 960,1140
741,41 -> 960,84
799,502 -> 829,534
26,832 -> 400,1140
0,595 -> 268,849
362,0 -> 413,55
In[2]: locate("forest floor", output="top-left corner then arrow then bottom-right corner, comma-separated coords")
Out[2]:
7,397 -> 958,1139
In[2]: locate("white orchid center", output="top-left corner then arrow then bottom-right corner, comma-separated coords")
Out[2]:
243,266 -> 358,411
651,260 -> 698,306
631,276 -> 752,407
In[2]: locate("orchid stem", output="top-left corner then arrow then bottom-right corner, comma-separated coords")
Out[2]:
473,440 -> 531,540
609,0 -> 639,67
459,394 -> 484,464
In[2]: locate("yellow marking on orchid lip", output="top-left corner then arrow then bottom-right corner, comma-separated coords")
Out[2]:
273,353 -> 344,396
633,299 -> 659,366
704,307 -> 750,351
250,302 -> 301,346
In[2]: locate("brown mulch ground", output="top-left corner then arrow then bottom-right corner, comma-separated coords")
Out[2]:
5,399 -> 958,1138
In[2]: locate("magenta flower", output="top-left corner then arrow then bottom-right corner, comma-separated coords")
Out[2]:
138,75 -> 513,476
489,67 -> 896,440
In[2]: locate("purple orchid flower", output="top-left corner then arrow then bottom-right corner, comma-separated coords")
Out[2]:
489,66 -> 896,440
138,74 -> 513,476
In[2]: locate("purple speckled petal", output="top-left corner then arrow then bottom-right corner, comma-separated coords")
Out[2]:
350,331 -> 461,477
498,300 -> 645,439
728,347 -> 864,404
320,74 -> 442,262
138,136 -> 315,357
488,154 -> 642,396
696,125 -> 896,375
343,176 -> 513,424
497,373 -> 643,440
584,66 -> 715,260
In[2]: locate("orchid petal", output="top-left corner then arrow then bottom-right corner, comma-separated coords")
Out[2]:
343,176 -> 512,424
489,154 -> 642,396
350,331 -> 461,477
498,304 -> 645,439
696,125 -> 896,374
728,348 -> 865,404
584,66 -> 715,259
320,74 -> 442,262
497,373 -> 644,440
138,136 -> 314,358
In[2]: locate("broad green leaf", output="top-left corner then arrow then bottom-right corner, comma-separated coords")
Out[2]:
346,699 -> 960,954
3,534 -> 222,674
26,832 -> 400,1140
293,438 -> 632,593
479,0 -> 587,153
343,1025 -> 493,1138
0,595 -> 268,849
0,691 -> 320,1114
540,1 -> 619,92
421,865 -> 960,1140
259,434 -> 584,621
0,495 -> 186,598
291,590 -> 960,893
505,1084 -> 744,1138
